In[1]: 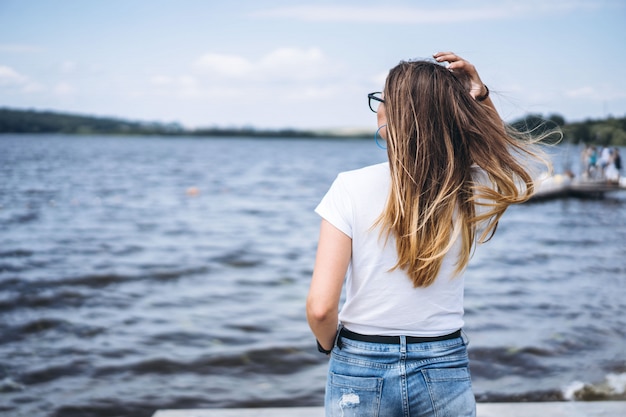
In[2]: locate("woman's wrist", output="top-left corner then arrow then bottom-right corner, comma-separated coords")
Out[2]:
316,339 -> 332,355
475,84 -> 489,102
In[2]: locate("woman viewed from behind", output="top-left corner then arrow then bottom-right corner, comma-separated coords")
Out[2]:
307,52 -> 545,417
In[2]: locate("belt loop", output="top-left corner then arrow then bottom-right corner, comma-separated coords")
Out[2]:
335,324 -> 344,349
461,329 -> 470,346
399,335 -> 407,354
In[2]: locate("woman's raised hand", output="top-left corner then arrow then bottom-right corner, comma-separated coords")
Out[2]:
433,51 -> 489,101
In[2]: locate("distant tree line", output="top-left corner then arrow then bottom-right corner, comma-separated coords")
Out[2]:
0,108 -> 353,139
0,108 -> 185,135
1,107 -> 625,145
510,113 -> 626,146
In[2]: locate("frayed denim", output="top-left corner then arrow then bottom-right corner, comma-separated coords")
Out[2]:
325,330 -> 475,417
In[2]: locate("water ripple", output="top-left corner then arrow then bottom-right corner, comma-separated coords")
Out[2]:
0,136 -> 624,416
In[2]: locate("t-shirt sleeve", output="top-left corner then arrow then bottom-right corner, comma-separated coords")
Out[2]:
471,167 -> 493,218
471,166 -> 498,237
315,173 -> 353,238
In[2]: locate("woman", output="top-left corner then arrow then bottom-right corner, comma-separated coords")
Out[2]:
306,52 -> 544,417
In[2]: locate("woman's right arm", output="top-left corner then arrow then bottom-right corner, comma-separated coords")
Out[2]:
306,219 -> 351,352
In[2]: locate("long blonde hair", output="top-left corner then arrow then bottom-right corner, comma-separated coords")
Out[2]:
378,60 -> 546,288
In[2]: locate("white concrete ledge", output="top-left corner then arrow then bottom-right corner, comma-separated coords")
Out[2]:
153,401 -> 626,417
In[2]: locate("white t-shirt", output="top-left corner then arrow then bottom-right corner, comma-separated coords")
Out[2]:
315,162 -> 469,337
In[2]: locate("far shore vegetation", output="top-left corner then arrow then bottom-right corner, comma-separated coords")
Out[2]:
1,107 -> 625,145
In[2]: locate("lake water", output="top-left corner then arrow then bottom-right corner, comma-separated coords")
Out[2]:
0,135 -> 625,417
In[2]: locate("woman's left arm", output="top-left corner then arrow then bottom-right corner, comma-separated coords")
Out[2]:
306,219 -> 351,352
433,51 -> 496,111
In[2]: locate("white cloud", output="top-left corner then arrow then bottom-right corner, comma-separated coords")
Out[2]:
0,65 -> 28,85
54,82 -> 75,96
287,85 -> 340,100
566,86 -> 596,99
149,74 -> 201,98
174,75 -> 200,98
150,75 -> 173,86
22,83 -> 43,93
0,43 -> 41,53
177,75 -> 197,87
194,47 -> 334,81
251,1 -> 618,23
194,53 -> 252,77
252,5 -> 495,23
258,47 -> 330,80
565,86 -> 626,101
0,65 -> 42,92
147,47 -> 361,118
60,61 -> 78,74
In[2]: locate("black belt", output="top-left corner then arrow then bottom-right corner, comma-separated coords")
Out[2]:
339,327 -> 461,345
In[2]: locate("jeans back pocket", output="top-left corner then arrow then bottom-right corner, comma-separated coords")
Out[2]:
422,367 -> 475,417
327,372 -> 383,417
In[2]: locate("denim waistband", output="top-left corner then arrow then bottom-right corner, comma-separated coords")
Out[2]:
339,327 -> 461,345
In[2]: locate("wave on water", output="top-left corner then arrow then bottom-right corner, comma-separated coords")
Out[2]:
563,372 -> 626,401
475,371 -> 626,403
93,345 -> 320,378
2,137 -> 625,417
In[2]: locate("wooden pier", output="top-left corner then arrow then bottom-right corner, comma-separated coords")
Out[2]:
529,174 -> 626,202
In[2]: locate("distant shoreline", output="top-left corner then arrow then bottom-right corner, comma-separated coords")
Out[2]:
1,107 -> 625,145
0,107 -> 373,139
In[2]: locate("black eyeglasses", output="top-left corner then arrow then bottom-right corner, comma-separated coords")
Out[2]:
368,92 -> 384,113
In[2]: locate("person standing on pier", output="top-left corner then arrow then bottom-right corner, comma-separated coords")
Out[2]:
307,52 -> 546,417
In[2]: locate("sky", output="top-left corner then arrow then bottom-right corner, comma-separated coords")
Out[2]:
0,0 -> 625,130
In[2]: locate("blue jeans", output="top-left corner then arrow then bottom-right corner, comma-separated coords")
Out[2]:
325,330 -> 475,417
